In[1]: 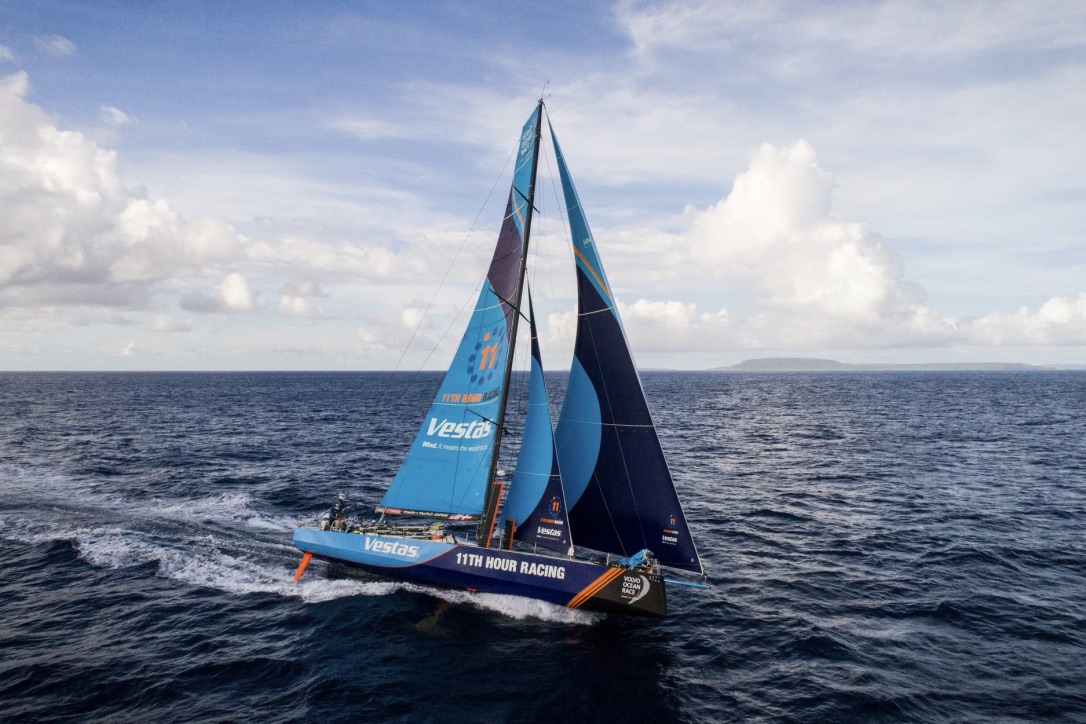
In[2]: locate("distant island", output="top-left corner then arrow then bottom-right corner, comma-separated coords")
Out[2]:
713,357 -> 1064,372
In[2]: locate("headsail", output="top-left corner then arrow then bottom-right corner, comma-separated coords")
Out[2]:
377,109 -> 540,519
550,125 -> 703,573
502,293 -> 571,552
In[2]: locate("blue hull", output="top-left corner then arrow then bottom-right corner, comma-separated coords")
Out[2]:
293,528 -> 667,617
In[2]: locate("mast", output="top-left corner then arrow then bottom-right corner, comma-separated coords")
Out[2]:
477,98 -> 544,547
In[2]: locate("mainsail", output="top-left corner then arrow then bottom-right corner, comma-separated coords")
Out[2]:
378,108 -> 540,519
550,126 -> 703,573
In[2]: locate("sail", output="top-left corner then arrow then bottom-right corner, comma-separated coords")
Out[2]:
502,293 -> 571,551
551,126 -> 702,573
378,109 -> 540,519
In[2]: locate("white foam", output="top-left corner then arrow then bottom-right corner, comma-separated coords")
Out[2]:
155,491 -> 254,522
1,465 -> 600,623
75,528 -> 163,568
0,463 -> 97,499
244,513 -> 306,533
402,583 -> 602,624
153,546 -> 399,603
1,518 -> 90,546
153,491 -> 311,535
1,463 -> 311,543
59,524 -> 396,602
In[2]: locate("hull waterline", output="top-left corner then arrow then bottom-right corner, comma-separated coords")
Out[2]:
293,529 -> 667,618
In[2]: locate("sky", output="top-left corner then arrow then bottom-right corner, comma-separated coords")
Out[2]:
1,0 -> 1085,371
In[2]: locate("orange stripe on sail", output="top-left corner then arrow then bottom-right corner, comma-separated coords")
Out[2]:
572,248 -> 612,303
567,567 -> 623,609
513,196 -> 526,232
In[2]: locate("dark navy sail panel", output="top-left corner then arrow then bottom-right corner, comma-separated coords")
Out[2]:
492,109 -> 539,325
504,296 -> 570,552
378,110 -> 540,518
551,126 -> 702,573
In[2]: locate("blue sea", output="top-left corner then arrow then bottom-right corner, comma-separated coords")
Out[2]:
1,371 -> 1084,722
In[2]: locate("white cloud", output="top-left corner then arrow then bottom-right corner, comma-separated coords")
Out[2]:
620,299 -> 729,349
400,306 -> 426,330
110,198 -> 241,282
617,1 -> 1086,65
4,7 -> 1085,369
332,116 -> 412,141
0,45 -> 14,62
618,135 -> 1086,354
0,72 -> 243,310
147,315 -> 193,333
682,140 -> 941,347
180,273 -> 263,314
245,232 -> 428,282
281,280 -> 326,297
544,299 -> 730,357
398,297 -> 459,333
277,280 -> 330,318
278,295 -> 328,319
964,293 -> 1086,347
100,105 -> 131,125
32,35 -> 76,57
118,340 -> 135,356
357,327 -> 388,353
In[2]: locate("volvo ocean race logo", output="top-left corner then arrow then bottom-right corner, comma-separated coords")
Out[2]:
519,119 -> 535,156
621,574 -> 652,605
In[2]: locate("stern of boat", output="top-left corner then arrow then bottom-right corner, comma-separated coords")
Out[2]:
569,567 -> 667,618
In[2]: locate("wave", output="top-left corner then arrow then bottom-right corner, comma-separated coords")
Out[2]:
405,584 -> 601,624
0,464 -> 599,623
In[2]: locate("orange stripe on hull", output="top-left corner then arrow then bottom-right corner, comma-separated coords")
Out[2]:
567,567 -> 623,609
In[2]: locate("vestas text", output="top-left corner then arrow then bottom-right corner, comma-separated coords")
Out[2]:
364,538 -> 420,558
426,418 -> 493,439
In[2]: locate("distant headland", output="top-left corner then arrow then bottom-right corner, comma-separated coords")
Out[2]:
712,357 -> 1080,372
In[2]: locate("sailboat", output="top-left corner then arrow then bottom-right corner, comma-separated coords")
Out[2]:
292,100 -> 705,617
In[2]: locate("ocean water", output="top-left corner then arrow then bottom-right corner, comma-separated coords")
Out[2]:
1,370 -> 1084,722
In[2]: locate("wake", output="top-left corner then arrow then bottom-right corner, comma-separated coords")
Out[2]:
0,463 -> 598,623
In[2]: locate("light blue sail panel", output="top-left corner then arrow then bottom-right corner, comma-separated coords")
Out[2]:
378,109 -> 540,519
504,296 -> 570,551
379,280 -> 509,518
551,125 -> 703,573
510,111 -> 538,237
550,129 -> 615,318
